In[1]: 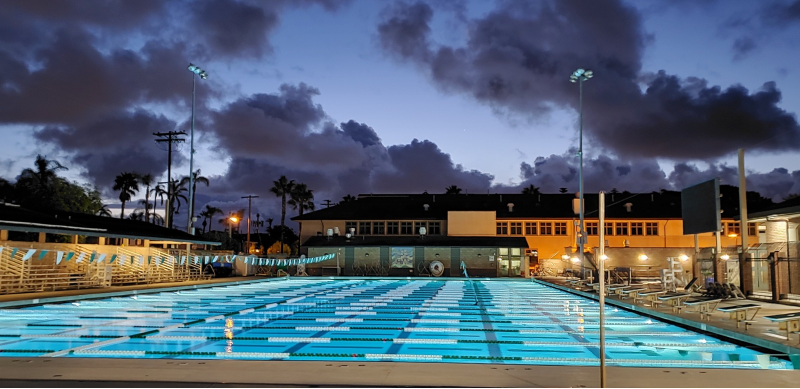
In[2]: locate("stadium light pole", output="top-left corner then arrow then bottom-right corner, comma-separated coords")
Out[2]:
570,68 -> 593,278
187,63 -> 208,234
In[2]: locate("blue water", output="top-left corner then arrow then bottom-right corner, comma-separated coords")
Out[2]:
0,278 -> 790,369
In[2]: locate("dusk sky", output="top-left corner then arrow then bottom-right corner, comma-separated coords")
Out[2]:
1,0 -> 799,229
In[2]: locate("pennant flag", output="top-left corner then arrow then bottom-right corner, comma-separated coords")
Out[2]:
65,252 -> 75,262
38,250 -> 49,260
230,255 -> 237,262
194,256 -> 199,264
76,253 -> 85,263
204,256 -> 210,264
22,249 -> 36,261
97,253 -> 107,263
56,251 -> 64,265
213,256 -> 220,263
138,256 -> 144,265
109,254 -> 117,264
147,256 -> 152,264
90,252 -> 96,263
180,256 -> 186,265
11,248 -> 18,259
0,247 -> 3,257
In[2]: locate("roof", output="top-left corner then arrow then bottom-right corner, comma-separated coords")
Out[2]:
294,191 -> 752,221
744,196 -> 800,221
302,235 -> 529,248
0,203 -> 221,245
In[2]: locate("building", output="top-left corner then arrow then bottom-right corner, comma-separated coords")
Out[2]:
292,190 -> 761,279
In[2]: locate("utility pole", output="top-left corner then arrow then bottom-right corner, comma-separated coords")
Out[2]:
242,195 -> 259,254
322,199 -> 333,208
154,131 -> 186,229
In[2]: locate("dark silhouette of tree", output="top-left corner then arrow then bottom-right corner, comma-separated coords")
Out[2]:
17,155 -> 68,208
610,188 -> 619,194
113,172 -> 140,219
139,173 -> 154,223
341,194 -> 356,202
521,184 -> 540,195
559,187 -> 568,193
151,183 -> 167,224
167,179 -> 188,228
288,183 -> 315,249
180,169 -> 210,231
97,204 -> 112,217
270,175 -> 295,253
445,185 -> 462,194
200,205 -> 223,233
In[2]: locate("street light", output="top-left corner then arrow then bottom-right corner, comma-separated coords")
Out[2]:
187,63 -> 208,234
570,68 -> 593,278
229,215 -> 238,239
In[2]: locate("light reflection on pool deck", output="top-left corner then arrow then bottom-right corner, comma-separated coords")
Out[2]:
0,278 -> 790,369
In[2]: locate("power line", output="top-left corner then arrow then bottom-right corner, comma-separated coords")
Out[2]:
154,131 -> 185,229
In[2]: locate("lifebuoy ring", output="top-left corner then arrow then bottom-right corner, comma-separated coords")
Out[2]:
429,260 -> 444,277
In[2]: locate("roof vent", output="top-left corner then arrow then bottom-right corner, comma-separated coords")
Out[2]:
624,203 -> 633,212
423,204 -> 430,211
507,203 -> 514,212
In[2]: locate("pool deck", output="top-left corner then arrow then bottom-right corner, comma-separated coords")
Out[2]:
1,276 -> 800,387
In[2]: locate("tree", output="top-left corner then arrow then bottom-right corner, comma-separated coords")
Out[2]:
113,172 -> 140,219
139,173 -> 155,223
167,179 -> 188,228
521,184 -> 540,195
341,194 -> 356,202
151,184 -> 167,224
559,187 -> 568,193
266,241 -> 292,254
270,175 -> 296,254
16,155 -> 68,209
445,185 -> 462,194
179,169 -> 210,230
288,183 -> 315,247
200,205 -> 223,233
97,204 -> 112,217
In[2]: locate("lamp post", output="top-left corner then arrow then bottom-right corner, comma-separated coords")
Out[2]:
187,63 -> 208,234
570,68 -> 593,278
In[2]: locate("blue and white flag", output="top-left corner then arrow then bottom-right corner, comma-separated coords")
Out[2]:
56,251 -> 64,265
76,252 -> 86,263
22,249 -> 36,261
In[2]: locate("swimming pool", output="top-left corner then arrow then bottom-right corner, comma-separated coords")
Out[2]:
0,278 -> 790,369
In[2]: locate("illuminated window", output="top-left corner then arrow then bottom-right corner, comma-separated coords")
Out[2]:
525,222 -> 537,235
727,222 -> 740,236
510,222 -> 522,235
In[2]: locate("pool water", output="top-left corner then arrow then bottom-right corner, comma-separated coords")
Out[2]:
0,278 -> 790,369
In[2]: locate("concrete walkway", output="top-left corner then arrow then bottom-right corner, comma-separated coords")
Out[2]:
2,276 -> 800,387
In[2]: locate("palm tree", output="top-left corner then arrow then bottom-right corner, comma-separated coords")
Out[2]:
200,205 -> 223,233
167,179 -> 188,228
341,194 -> 356,202
288,183 -> 315,246
266,217 -> 274,230
270,175 -> 296,254
128,211 -> 145,221
445,185 -> 462,194
179,169 -> 210,231
151,183 -> 167,224
521,184 -> 540,195
139,173 -> 155,223
113,172 -> 140,219
97,204 -> 112,217
18,155 -> 68,208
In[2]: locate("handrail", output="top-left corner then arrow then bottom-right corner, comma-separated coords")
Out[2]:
460,261 -> 478,306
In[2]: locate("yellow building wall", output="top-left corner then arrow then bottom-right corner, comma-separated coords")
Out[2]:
447,211 -> 496,236
298,220 -> 348,244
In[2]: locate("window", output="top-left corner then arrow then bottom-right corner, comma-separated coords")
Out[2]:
525,222 -> 537,235
646,222 -> 659,236
499,248 -> 509,256
372,221 -> 385,235
554,222 -> 567,235
604,222 -> 614,236
400,222 -> 413,235
428,221 -> 441,235
496,222 -> 508,235
359,221 -> 371,235
540,222 -> 552,235
414,221 -> 427,235
748,222 -> 757,236
510,222 -> 522,235
585,222 -> 598,236
616,222 -> 628,236
345,221 -> 357,235
386,221 -> 399,235
727,222 -> 741,236
630,222 -> 643,236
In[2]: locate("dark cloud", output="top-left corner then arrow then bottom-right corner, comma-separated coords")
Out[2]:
732,37 -> 757,60
190,0 -> 279,58
33,109 -> 179,193
376,0 -> 800,161
761,0 -> 800,26
340,120 -> 382,147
